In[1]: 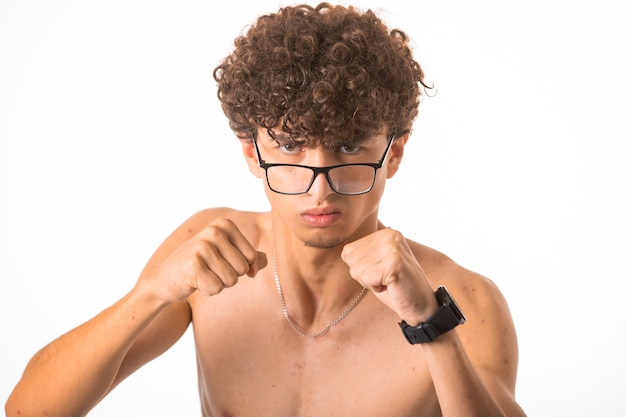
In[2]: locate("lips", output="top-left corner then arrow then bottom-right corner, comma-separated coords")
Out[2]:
300,208 -> 342,227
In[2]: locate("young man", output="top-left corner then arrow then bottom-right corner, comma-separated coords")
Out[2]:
6,3 -> 526,416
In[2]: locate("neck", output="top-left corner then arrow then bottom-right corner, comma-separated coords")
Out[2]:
268,206 -> 383,331
272,248 -> 368,338
271,225 -> 382,334
272,248 -> 367,337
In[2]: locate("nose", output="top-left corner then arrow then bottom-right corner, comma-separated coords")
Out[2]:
305,149 -> 336,197
305,146 -> 336,167
307,169 -> 334,197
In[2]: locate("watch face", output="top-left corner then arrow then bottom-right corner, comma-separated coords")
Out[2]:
436,286 -> 467,324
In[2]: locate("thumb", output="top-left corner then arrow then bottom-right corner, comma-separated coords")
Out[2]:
246,251 -> 268,277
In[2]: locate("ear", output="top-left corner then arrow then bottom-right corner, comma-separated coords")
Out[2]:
240,139 -> 264,179
386,134 -> 409,179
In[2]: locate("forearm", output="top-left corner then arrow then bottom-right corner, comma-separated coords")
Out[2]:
5,285 -> 168,417
423,331 -> 525,417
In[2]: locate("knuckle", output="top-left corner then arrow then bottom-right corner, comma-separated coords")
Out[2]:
383,228 -> 404,241
234,258 -> 251,276
222,272 -> 240,287
182,254 -> 203,274
198,279 -> 224,296
197,239 -> 219,257
387,244 -> 403,257
202,224 -> 226,241
210,217 -> 235,230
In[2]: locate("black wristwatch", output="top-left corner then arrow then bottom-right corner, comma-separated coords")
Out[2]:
399,286 -> 466,344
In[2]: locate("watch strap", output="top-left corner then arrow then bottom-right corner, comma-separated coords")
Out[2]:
399,304 -> 460,344
399,286 -> 465,344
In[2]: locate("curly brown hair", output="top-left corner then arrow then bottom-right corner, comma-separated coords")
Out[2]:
213,2 -> 428,146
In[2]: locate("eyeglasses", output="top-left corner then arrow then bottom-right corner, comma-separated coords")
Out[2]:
252,133 -> 395,195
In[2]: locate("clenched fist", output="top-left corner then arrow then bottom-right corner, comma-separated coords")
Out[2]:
341,228 -> 438,325
141,218 -> 267,305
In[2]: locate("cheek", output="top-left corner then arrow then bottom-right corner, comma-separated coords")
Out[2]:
372,169 -> 389,195
263,185 -> 294,215
349,177 -> 387,217
365,174 -> 388,210
368,182 -> 387,209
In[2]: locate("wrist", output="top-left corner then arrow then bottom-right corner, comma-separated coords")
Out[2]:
401,294 -> 440,326
129,279 -> 173,315
399,286 -> 466,344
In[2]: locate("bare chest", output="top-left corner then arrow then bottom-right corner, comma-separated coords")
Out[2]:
190,291 -> 441,417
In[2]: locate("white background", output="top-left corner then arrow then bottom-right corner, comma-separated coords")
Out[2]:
1,1 -> 624,416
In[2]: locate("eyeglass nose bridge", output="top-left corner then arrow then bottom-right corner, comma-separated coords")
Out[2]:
305,165 -> 339,193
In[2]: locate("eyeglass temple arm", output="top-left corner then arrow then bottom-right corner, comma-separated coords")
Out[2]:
251,132 -> 267,165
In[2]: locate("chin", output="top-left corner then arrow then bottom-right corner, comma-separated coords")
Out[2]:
301,236 -> 345,250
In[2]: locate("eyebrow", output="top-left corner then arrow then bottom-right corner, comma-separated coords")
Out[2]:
265,131 -> 294,143
272,134 -> 295,143
267,132 -> 384,148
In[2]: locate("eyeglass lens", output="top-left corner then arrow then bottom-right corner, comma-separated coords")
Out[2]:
266,164 -> 376,195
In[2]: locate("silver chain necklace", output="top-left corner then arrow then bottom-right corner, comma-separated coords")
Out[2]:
272,248 -> 368,338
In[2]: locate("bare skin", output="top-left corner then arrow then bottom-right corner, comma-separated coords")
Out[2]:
5,131 -> 526,417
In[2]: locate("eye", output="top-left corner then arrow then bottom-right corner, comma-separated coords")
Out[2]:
278,141 -> 303,154
338,144 -> 362,154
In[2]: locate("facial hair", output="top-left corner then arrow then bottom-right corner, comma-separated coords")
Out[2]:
301,235 -> 345,250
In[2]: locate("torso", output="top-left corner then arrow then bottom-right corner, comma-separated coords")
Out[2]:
184,209 -> 481,417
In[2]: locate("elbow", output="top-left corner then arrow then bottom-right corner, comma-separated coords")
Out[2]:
5,390 -> 51,417
5,392 -> 23,417
5,390 -> 36,417
5,385 -> 90,417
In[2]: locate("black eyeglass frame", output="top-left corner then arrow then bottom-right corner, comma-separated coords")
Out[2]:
251,132 -> 396,196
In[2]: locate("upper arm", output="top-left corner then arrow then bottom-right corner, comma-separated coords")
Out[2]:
455,275 -> 523,413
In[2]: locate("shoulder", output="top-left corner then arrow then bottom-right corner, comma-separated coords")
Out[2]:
406,238 -> 514,336
407,239 -> 504,302
181,207 -> 266,230
166,207 -> 270,247
407,237 -> 520,380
